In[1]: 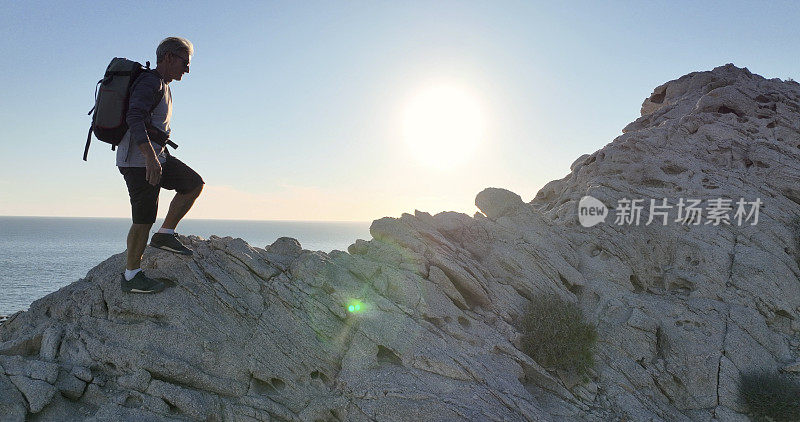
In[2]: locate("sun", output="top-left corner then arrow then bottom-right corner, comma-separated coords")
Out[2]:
401,85 -> 485,168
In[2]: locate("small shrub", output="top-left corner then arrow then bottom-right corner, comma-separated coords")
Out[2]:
518,295 -> 597,376
740,371 -> 800,422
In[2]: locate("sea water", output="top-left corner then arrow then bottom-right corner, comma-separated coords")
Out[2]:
0,217 -> 370,315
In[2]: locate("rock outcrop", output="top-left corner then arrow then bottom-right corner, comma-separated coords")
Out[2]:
1,64 -> 799,421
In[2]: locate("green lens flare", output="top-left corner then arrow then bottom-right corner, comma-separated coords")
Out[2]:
347,300 -> 364,314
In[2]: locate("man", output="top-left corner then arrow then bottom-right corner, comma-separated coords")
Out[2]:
117,37 -> 204,294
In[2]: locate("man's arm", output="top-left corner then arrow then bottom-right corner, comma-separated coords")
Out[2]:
137,142 -> 161,186
126,73 -> 163,186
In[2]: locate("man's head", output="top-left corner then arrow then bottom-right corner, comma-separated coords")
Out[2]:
156,37 -> 193,83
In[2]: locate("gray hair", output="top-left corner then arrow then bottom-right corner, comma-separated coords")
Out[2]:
156,37 -> 194,63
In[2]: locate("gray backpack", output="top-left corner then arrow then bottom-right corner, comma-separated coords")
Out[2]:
83,58 -> 163,161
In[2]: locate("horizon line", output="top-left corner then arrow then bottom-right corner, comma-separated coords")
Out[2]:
0,215 -> 372,224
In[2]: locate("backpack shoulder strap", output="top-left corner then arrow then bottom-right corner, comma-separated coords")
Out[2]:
82,78 -> 104,161
147,69 -> 166,113
82,126 -> 93,161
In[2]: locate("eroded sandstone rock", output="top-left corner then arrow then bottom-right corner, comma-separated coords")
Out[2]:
0,64 -> 798,420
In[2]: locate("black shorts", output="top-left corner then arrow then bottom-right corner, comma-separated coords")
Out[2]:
119,155 -> 204,224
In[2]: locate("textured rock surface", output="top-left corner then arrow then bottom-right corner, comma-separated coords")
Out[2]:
475,187 -> 524,219
1,64 -> 799,420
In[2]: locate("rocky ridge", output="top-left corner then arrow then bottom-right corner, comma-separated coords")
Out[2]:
1,63 -> 799,421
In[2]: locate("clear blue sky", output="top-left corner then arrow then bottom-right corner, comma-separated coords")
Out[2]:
2,1 -> 799,221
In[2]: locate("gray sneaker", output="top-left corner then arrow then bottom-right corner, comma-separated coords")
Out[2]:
120,272 -> 166,294
149,232 -> 193,255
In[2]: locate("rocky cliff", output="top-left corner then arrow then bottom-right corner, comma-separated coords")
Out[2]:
1,64 -> 799,421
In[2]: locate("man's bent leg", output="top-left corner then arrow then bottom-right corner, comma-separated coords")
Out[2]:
150,157 -> 203,255
161,183 -> 203,230
127,223 -> 154,270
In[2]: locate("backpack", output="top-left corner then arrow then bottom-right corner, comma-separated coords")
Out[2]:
83,58 -> 165,161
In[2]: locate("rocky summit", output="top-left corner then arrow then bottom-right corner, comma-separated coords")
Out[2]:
2,63 -> 800,421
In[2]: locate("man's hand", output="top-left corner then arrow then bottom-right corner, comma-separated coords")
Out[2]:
137,142 -> 162,186
145,156 -> 162,186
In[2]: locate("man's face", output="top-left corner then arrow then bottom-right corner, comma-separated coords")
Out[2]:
167,50 -> 191,82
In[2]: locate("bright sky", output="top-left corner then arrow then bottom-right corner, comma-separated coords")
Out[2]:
2,1 -> 800,221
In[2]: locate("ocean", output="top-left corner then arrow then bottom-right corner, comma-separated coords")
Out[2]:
0,216 -> 371,316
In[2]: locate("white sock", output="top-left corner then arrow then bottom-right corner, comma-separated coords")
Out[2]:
157,228 -> 175,234
124,268 -> 142,281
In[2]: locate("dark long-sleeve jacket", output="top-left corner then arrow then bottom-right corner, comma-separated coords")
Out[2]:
116,70 -> 172,167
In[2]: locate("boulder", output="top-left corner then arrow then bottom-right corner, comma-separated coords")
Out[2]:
475,187 -> 524,219
9,375 -> 57,413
